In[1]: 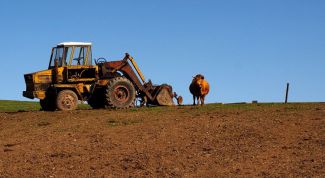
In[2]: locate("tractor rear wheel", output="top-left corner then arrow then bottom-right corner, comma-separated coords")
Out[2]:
105,77 -> 136,109
56,90 -> 78,111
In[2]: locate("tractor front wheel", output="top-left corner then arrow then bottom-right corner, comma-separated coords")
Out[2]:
56,90 -> 78,111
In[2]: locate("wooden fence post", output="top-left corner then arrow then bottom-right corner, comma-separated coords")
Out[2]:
285,83 -> 289,103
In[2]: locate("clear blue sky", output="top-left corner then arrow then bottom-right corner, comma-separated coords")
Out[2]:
0,0 -> 324,104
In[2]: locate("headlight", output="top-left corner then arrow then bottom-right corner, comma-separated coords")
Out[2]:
37,75 -> 52,83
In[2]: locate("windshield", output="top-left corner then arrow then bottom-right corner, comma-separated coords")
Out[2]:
48,46 -> 92,68
49,47 -> 65,68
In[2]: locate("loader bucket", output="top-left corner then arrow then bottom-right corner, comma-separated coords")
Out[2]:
154,85 -> 175,106
156,88 -> 174,106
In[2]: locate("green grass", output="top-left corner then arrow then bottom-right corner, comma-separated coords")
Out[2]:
77,103 -> 91,110
0,100 -> 320,112
0,100 -> 91,112
0,100 -> 41,112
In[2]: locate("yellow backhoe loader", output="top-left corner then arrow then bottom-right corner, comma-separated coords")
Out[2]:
23,42 -> 182,111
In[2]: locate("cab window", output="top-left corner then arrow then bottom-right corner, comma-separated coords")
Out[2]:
71,47 -> 89,65
63,47 -> 72,66
49,47 -> 64,68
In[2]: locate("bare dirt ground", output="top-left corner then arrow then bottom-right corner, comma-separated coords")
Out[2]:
0,103 -> 324,177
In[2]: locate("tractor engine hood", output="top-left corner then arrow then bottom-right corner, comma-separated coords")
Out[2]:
23,69 -> 53,99
24,69 -> 53,84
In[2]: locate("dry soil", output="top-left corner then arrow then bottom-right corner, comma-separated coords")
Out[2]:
0,103 -> 324,177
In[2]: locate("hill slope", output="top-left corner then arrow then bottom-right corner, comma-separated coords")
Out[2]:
0,103 -> 324,177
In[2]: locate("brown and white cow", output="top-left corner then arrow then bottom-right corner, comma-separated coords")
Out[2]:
189,74 -> 210,105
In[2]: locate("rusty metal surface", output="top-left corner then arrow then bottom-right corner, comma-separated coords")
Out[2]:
156,87 -> 174,106
173,92 -> 183,105
101,54 -> 180,106
102,59 -> 155,101
113,85 -> 130,103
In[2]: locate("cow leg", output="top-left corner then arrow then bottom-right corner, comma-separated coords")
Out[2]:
197,96 -> 201,105
193,95 -> 196,105
201,95 -> 205,105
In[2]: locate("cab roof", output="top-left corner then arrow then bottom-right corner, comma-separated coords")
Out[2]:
57,42 -> 92,47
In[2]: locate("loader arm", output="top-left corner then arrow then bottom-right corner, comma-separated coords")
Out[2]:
108,53 -> 145,84
102,55 -> 154,101
101,53 -> 177,106
127,54 -> 146,84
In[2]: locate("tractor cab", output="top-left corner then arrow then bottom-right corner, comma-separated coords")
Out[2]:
49,42 -> 97,83
49,42 -> 92,68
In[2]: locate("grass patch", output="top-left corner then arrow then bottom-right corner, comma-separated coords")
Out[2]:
174,103 -> 297,113
0,100 -> 40,112
0,100 -> 91,112
0,100 -> 319,113
77,103 -> 91,110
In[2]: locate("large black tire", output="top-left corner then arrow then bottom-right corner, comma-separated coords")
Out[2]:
88,88 -> 106,109
56,90 -> 78,111
105,77 -> 136,109
40,96 -> 56,111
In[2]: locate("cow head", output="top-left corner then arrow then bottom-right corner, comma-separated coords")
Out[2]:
192,74 -> 205,88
